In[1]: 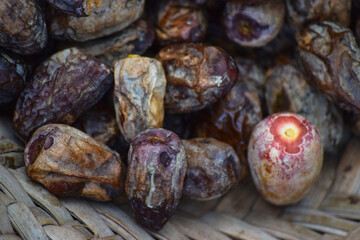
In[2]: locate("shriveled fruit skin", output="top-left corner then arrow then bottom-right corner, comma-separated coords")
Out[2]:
47,0 -> 103,16
14,47 -> 113,140
182,138 -> 241,201
50,0 -> 145,42
297,21 -> 360,113
25,124 -> 126,201
157,43 -> 238,113
248,113 -> 323,205
113,56 -> 166,142
0,0 -> 47,55
126,128 -> 186,231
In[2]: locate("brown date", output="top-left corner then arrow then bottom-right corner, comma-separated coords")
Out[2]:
265,60 -> 343,152
182,138 -> 240,201
126,128 -> 186,231
156,1 -> 207,45
25,124 -> 126,201
0,51 -> 28,108
46,0 -> 103,17
113,55 -> 166,142
78,20 -> 155,67
0,0 -> 47,55
50,0 -> 145,42
14,47 -> 113,140
223,0 -> 285,47
297,21 -> 360,113
195,82 -> 262,180
157,43 -> 238,113
287,0 -> 351,30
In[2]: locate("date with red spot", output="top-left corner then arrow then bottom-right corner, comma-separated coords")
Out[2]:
247,112 -> 323,205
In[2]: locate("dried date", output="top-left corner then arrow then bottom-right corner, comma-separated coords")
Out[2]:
0,51 -> 27,108
126,128 -> 186,231
78,20 -> 155,67
25,124 -> 126,201
287,0 -> 351,30
46,0 -> 103,17
14,47 -> 113,140
182,138 -> 240,201
195,82 -> 262,180
297,21 -> 360,113
157,43 -> 238,113
265,60 -> 343,152
156,1 -> 207,44
50,0 -> 145,42
0,0 -> 47,55
223,0 -> 285,47
113,56 -> 166,142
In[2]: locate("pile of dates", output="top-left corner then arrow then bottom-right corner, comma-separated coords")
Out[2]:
1,0 -> 359,231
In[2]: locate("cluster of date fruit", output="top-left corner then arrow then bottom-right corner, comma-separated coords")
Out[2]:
1,0 -> 359,232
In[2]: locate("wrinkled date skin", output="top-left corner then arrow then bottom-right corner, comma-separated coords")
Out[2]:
297,21 -> 360,113
50,0 -> 145,42
223,0 -> 285,47
79,20 -> 155,67
156,1 -> 207,44
157,43 -> 238,113
248,113 -> 323,205
114,56 -> 166,142
47,0 -> 103,16
182,138 -> 240,201
265,61 -> 343,152
287,0 -> 351,30
25,124 -> 126,201
0,0 -> 47,55
14,48 -> 113,140
126,128 -> 187,231
0,52 -> 27,108
196,82 -> 262,180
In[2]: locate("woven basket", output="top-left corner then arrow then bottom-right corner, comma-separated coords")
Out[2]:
1,117 -> 360,240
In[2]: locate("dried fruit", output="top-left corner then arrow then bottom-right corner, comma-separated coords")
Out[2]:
265,60 -> 343,152
0,51 -> 27,108
248,113 -> 323,205
78,20 -> 155,66
297,21 -> 360,113
182,138 -> 240,201
126,128 -> 186,231
14,47 -> 113,140
223,0 -> 285,47
50,0 -> 145,42
195,82 -> 262,180
46,0 -> 103,16
156,1 -> 207,44
287,0 -> 351,30
25,124 -> 126,201
0,0 -> 47,55
113,55 -> 166,142
157,43 -> 238,113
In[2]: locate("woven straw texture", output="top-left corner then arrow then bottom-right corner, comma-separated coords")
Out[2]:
0,112 -> 359,240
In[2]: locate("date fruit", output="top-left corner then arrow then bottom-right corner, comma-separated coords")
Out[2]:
126,128 -> 186,231
14,47 -> 113,140
50,0 -> 145,42
47,0 -> 103,17
182,138 -> 240,201
297,21 -> 360,113
265,60 -> 343,152
25,124 -> 126,201
114,55 -> 166,142
248,113 -> 323,205
0,0 -> 47,55
157,43 -> 238,113
156,1 -> 207,44
223,0 -> 285,47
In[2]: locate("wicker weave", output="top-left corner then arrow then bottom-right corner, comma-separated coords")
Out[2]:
1,136 -> 360,240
